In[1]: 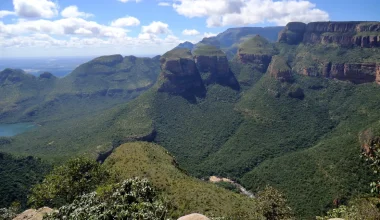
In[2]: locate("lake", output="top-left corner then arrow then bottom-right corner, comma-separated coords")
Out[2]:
0,123 -> 37,137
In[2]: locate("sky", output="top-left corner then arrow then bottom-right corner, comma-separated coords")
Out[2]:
0,0 -> 379,58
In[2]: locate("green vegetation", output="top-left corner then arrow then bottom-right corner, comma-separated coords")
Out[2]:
104,142 -> 262,219
3,26 -> 380,219
46,178 -> 167,220
192,45 -> 226,57
161,48 -> 192,59
214,181 -> 240,193
0,153 -> 50,209
239,35 -> 276,55
29,157 -> 109,208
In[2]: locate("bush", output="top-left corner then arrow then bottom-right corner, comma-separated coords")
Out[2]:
45,178 -> 167,220
28,156 -> 109,208
256,186 -> 293,220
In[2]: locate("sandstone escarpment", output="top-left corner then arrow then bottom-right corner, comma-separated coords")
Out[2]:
237,35 -> 276,71
279,21 -> 380,47
296,62 -> 380,84
268,56 -> 292,82
324,63 -> 379,84
158,48 -> 205,97
193,45 -> 239,88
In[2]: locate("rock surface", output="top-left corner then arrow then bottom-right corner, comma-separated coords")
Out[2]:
13,207 -> 54,220
279,21 -> 380,47
158,48 -> 205,97
177,213 -> 210,220
268,56 -> 292,82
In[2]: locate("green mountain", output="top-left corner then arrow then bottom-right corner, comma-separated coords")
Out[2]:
198,26 -> 284,59
0,55 -> 160,123
2,21 -> 380,219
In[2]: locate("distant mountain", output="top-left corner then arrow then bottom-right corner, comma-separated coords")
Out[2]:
0,55 -> 160,123
174,41 -> 195,50
176,26 -> 284,59
3,22 -> 380,219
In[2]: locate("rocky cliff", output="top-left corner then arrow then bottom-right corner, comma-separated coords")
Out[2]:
193,45 -> 239,88
268,56 -> 292,82
279,21 -> 380,47
237,35 -> 276,72
158,48 -> 206,97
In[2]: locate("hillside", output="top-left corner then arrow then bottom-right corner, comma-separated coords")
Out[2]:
0,55 -> 160,123
104,142 -> 263,219
195,26 -> 284,59
2,21 -> 380,219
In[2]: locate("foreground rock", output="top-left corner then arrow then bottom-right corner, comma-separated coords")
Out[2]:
178,213 -> 210,220
13,207 -> 54,220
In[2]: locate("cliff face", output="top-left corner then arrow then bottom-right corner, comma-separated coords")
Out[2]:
193,45 -> 239,88
279,21 -> 380,48
158,49 -> 205,96
237,35 -> 276,72
268,56 -> 292,82
298,62 -> 380,84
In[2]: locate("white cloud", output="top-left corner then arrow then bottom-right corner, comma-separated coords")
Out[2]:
13,0 -> 58,19
61,6 -> 93,18
0,10 -> 16,18
203,32 -> 217,38
0,18 -> 128,38
111,16 -> 140,27
142,21 -> 170,34
158,2 -> 171,6
172,0 -> 329,27
182,29 -> 200,36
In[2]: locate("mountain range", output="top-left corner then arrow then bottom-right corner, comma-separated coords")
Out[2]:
2,22 -> 380,219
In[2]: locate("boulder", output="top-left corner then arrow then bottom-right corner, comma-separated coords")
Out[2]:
177,213 -> 210,220
13,207 -> 54,220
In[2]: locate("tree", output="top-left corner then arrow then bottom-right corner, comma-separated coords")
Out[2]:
28,156 -> 109,208
45,178 -> 167,220
256,185 -> 293,220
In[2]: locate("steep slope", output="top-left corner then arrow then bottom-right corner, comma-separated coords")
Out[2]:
0,153 -> 51,209
197,26 -> 284,59
0,69 -> 57,122
104,142 -> 262,219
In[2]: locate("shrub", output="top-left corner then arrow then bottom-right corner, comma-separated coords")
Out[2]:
256,186 -> 293,220
45,178 -> 167,220
28,156 -> 109,208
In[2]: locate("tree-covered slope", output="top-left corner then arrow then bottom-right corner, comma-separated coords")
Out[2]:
0,55 -> 160,124
104,142 -> 262,219
3,22 -> 380,219
0,153 -> 51,209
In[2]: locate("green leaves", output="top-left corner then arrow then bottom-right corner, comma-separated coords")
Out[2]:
45,178 -> 167,220
28,156 -> 109,208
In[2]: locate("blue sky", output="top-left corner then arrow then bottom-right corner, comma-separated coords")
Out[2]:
0,0 -> 379,57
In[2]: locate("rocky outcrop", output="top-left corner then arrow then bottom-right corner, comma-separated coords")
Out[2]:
177,213 -> 210,220
237,35 -> 276,72
268,56 -> 292,82
326,63 -> 378,84
13,207 -> 54,220
193,45 -> 239,88
279,21 -> 380,47
278,22 -> 307,45
158,48 -> 205,97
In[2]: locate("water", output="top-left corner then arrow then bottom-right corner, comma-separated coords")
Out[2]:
0,123 -> 37,137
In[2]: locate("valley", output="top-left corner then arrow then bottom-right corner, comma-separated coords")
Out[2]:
2,21 -> 380,219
